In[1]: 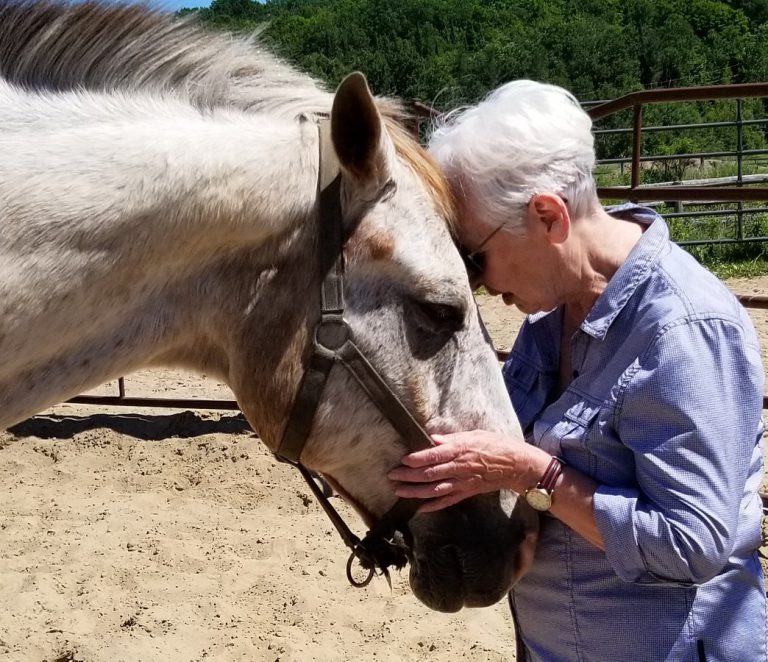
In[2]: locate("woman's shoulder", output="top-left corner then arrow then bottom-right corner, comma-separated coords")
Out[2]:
605,206 -> 744,323
653,245 -> 747,322
613,242 -> 760,362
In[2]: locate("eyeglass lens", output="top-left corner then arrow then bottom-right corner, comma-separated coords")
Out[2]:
457,223 -> 504,288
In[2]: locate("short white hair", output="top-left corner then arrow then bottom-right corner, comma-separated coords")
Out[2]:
428,80 -> 597,230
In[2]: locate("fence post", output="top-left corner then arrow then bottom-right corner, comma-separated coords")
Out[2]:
737,98 -> 744,240
630,104 -> 643,199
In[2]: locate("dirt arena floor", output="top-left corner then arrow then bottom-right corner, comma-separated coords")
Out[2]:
1,278 -> 767,661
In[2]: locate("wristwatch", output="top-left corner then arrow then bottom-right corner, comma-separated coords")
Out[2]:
524,456 -> 565,512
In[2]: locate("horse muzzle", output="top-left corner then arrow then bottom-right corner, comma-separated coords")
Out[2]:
405,494 -> 539,612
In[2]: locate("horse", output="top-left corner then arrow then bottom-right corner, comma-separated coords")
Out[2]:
0,0 -> 537,613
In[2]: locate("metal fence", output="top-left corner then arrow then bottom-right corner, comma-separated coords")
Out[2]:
586,83 -> 768,246
68,378 -> 240,411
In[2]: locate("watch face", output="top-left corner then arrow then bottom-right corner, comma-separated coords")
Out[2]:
525,488 -> 552,512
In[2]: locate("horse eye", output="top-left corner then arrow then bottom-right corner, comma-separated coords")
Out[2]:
411,299 -> 465,335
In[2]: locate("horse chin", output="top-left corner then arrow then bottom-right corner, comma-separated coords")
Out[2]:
405,495 -> 539,613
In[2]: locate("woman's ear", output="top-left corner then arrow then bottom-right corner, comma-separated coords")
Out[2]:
530,193 -> 570,244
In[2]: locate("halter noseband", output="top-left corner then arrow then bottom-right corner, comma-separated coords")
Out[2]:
275,120 -> 435,587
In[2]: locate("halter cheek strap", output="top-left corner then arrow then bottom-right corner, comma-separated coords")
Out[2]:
275,120 -> 435,587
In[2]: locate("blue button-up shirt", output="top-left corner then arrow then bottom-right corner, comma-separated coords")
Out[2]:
505,205 -> 766,662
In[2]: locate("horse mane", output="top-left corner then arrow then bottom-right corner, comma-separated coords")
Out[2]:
0,0 -> 326,114
0,0 -> 455,223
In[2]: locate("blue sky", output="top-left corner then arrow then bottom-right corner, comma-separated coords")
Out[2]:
97,0 -> 269,14
155,0 -> 269,10
150,0 -> 212,9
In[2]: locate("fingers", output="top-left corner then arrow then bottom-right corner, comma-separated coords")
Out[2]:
391,472 -> 487,504
390,477 -> 474,512
399,442 -> 462,468
394,431 -> 475,469
393,479 -> 458,499
388,460 -> 461,483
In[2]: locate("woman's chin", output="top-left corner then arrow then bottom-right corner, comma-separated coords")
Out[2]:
511,299 -> 536,314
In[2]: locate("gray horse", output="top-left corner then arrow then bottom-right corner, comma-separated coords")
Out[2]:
0,0 -> 537,612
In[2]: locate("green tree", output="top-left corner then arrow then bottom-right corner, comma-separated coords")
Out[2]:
188,0 -> 768,160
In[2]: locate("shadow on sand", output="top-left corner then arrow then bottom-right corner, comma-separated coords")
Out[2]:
8,411 -> 253,441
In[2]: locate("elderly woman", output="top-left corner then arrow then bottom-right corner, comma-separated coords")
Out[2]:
389,81 -> 766,661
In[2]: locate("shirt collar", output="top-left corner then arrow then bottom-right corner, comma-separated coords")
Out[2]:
527,204 -> 670,339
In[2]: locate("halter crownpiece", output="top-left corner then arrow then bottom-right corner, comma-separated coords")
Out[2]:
274,119 -> 436,587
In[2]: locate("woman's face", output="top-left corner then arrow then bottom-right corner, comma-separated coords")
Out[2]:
458,197 -> 568,314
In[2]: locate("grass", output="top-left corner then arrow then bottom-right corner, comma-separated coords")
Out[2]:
664,208 -> 768,279
706,259 -> 768,280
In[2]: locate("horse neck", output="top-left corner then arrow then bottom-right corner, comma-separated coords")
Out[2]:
0,85 -> 320,428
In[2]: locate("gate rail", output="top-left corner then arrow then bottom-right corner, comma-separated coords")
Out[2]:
586,82 -> 768,205
67,388 -> 241,411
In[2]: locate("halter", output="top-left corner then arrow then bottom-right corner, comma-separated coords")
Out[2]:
275,120 -> 435,587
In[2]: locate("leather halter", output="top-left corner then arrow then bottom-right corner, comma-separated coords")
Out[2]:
275,120 -> 435,587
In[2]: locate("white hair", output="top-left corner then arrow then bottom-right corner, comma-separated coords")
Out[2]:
428,80 -> 597,230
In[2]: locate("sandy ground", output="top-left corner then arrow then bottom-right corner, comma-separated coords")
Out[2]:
0,277 -> 766,662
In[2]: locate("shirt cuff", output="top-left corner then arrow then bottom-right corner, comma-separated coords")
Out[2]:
593,484 -> 689,585
593,485 -> 647,582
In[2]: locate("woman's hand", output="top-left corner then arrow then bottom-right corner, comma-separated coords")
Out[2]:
388,430 -> 546,512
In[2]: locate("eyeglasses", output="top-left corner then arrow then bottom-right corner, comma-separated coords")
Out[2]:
457,223 -> 506,289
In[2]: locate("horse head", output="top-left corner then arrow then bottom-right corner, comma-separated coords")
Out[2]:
226,73 -> 538,612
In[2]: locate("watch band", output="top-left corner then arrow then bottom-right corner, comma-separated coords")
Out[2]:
538,456 -> 565,492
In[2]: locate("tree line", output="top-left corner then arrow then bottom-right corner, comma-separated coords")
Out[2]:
184,0 -> 768,160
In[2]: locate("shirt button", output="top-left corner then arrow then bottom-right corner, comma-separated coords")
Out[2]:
572,370 -> 580,379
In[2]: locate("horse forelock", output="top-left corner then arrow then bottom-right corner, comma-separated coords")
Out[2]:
384,117 -> 457,233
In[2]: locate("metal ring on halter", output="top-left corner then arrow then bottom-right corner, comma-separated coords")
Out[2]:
346,548 -> 375,588
314,314 -> 351,352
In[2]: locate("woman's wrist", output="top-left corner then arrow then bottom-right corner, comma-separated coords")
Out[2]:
514,445 -> 556,494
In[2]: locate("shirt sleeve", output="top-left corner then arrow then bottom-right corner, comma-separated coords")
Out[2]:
592,315 -> 765,585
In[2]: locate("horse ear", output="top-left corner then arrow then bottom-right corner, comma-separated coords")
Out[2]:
331,72 -> 391,185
